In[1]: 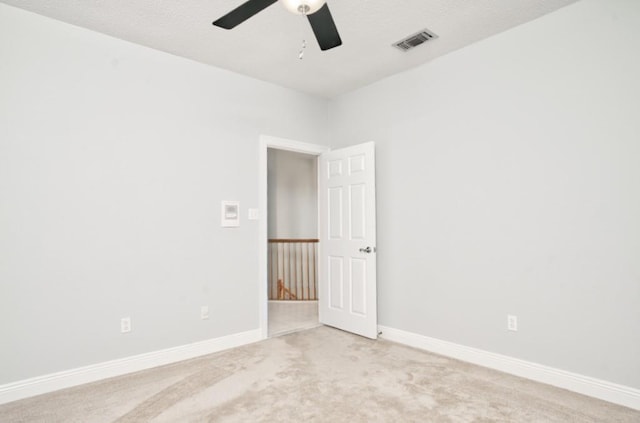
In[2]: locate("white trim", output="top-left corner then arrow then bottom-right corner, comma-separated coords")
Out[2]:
259,135 -> 328,155
0,329 -> 261,405
378,325 -> 640,411
258,135 -> 328,340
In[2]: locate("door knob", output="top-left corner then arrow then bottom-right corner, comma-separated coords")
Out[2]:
359,246 -> 372,253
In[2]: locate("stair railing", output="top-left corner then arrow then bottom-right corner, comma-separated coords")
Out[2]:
268,239 -> 318,300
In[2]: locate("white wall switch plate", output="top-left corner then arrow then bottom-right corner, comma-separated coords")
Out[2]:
248,208 -> 259,220
201,305 -> 209,320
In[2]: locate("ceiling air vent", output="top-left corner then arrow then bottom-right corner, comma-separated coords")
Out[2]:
393,29 -> 438,52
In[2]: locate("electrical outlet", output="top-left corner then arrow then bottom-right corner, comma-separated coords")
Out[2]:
121,317 -> 131,333
200,306 -> 209,320
507,315 -> 518,332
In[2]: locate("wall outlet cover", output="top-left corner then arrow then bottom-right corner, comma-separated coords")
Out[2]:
507,315 -> 518,332
121,317 -> 131,333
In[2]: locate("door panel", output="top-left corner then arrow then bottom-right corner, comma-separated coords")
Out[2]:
328,256 -> 344,309
328,187 -> 343,239
350,258 -> 367,315
349,184 -> 366,240
319,142 -> 377,339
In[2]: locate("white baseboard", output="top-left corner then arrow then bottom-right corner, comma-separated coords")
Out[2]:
0,329 -> 262,406
378,325 -> 640,411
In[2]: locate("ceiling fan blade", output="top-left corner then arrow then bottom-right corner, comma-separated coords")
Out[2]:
213,0 -> 278,29
307,3 -> 342,51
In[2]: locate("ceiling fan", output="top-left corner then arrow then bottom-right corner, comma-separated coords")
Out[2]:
212,0 -> 342,51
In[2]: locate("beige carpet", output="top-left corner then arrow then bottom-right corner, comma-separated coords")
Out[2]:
1,326 -> 638,422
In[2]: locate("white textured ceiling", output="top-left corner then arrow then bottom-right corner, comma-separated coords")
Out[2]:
1,0 -> 578,98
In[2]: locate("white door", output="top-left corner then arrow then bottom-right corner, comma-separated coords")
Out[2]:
319,142 -> 377,339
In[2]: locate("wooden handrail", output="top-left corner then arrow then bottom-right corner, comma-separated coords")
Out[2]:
268,238 -> 319,243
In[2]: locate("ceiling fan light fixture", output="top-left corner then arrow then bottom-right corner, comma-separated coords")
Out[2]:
213,0 -> 341,52
280,0 -> 326,15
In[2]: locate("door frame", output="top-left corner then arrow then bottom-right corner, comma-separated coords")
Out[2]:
258,135 -> 329,339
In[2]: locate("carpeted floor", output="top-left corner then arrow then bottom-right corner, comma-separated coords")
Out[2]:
1,326 -> 638,422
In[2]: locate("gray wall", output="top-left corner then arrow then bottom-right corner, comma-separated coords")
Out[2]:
328,0 -> 640,389
267,149 -> 318,239
0,4 -> 327,384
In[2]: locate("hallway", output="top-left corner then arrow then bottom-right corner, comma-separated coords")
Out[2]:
268,301 -> 319,337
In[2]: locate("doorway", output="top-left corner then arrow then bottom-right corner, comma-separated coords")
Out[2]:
267,148 -> 320,336
259,136 -> 378,340
258,136 -> 329,339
